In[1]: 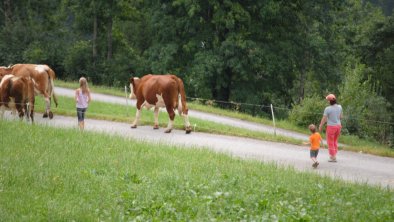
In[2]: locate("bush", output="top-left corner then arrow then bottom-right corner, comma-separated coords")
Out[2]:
339,63 -> 392,144
288,95 -> 326,128
63,40 -> 92,80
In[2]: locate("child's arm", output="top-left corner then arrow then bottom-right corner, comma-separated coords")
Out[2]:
303,136 -> 312,146
75,89 -> 79,102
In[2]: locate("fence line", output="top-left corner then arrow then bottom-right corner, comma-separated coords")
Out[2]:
2,95 -> 394,126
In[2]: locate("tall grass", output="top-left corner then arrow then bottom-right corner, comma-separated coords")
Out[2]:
0,120 -> 393,221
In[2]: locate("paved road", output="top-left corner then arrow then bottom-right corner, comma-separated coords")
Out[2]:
55,87 -> 310,141
19,87 -> 394,188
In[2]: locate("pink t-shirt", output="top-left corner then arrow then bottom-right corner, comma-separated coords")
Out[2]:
76,89 -> 89,108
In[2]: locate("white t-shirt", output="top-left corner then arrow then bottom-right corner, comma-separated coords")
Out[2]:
76,90 -> 89,109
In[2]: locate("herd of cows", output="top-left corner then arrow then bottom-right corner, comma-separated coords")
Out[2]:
0,64 -> 192,134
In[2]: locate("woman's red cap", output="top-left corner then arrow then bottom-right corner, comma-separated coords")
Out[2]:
326,94 -> 336,101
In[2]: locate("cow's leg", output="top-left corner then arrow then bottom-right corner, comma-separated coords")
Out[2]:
153,107 -> 160,129
8,98 -> 16,117
182,114 -> 192,134
164,107 -> 176,133
24,102 -> 29,121
0,106 -> 5,119
43,96 -> 53,119
15,102 -> 24,120
30,108 -> 34,123
30,101 -> 34,123
131,109 -> 141,128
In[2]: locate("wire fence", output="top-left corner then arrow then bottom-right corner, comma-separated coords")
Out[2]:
186,96 -> 394,126
2,93 -> 394,127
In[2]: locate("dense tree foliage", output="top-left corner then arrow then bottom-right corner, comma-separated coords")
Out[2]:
0,0 -> 393,145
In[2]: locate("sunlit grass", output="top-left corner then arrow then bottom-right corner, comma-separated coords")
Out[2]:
1,121 -> 392,221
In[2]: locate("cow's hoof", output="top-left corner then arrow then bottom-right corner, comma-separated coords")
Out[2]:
131,125 -> 137,128
164,129 -> 172,133
43,112 -> 48,118
153,125 -> 159,129
48,111 -> 54,119
185,127 -> 192,134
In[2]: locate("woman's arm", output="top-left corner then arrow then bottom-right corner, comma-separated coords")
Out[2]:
319,116 -> 327,132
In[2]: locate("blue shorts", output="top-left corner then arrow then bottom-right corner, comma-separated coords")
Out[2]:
77,108 -> 87,122
310,150 -> 319,158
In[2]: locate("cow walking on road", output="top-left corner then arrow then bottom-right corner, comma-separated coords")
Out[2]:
0,74 -> 35,122
0,64 -> 58,119
129,74 -> 192,134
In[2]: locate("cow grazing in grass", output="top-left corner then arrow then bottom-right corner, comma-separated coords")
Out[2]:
0,64 -> 57,119
0,74 -> 35,122
129,74 -> 192,134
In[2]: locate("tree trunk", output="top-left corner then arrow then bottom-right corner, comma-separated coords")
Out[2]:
92,13 -> 98,69
107,18 -> 113,60
107,1 -> 113,60
220,67 -> 232,102
299,67 -> 306,102
4,0 -> 12,25
298,50 -> 309,102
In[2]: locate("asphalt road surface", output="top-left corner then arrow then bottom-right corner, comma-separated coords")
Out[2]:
8,87 -> 394,188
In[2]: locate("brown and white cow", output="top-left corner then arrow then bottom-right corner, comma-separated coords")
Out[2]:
0,64 -> 57,119
129,74 -> 192,134
0,74 -> 35,122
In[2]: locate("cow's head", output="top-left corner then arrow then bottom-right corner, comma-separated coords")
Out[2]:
129,77 -> 139,99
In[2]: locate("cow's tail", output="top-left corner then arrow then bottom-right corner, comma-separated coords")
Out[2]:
47,67 -> 58,107
176,77 -> 188,116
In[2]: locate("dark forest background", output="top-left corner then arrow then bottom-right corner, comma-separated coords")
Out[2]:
1,0 -> 394,145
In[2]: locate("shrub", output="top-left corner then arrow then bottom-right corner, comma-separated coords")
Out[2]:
288,95 -> 326,128
339,63 -> 392,144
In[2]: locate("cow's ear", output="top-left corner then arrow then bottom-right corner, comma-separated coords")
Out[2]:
129,77 -> 134,83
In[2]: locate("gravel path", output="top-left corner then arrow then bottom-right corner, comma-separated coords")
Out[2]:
18,87 -> 394,188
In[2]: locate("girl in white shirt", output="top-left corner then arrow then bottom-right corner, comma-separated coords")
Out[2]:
75,77 -> 91,130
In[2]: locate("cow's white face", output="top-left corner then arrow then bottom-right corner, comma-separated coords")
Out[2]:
129,77 -> 139,99
129,83 -> 136,99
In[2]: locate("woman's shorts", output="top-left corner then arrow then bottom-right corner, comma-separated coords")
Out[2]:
310,149 -> 319,158
77,108 -> 87,122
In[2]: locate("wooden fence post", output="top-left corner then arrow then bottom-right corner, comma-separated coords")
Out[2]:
271,104 -> 276,136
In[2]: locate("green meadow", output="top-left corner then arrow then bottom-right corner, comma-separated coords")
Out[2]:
0,120 -> 393,221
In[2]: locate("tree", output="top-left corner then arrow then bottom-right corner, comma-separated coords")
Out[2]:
362,15 -> 394,109
339,62 -> 392,144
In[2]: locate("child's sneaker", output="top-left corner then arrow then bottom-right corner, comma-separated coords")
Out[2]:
312,162 -> 319,168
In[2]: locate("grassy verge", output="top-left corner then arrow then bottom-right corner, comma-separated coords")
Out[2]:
54,80 -> 394,157
0,120 -> 392,221
36,95 -> 302,145
56,79 -> 125,97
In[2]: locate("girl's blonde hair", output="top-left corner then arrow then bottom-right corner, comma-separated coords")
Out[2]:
79,77 -> 89,94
